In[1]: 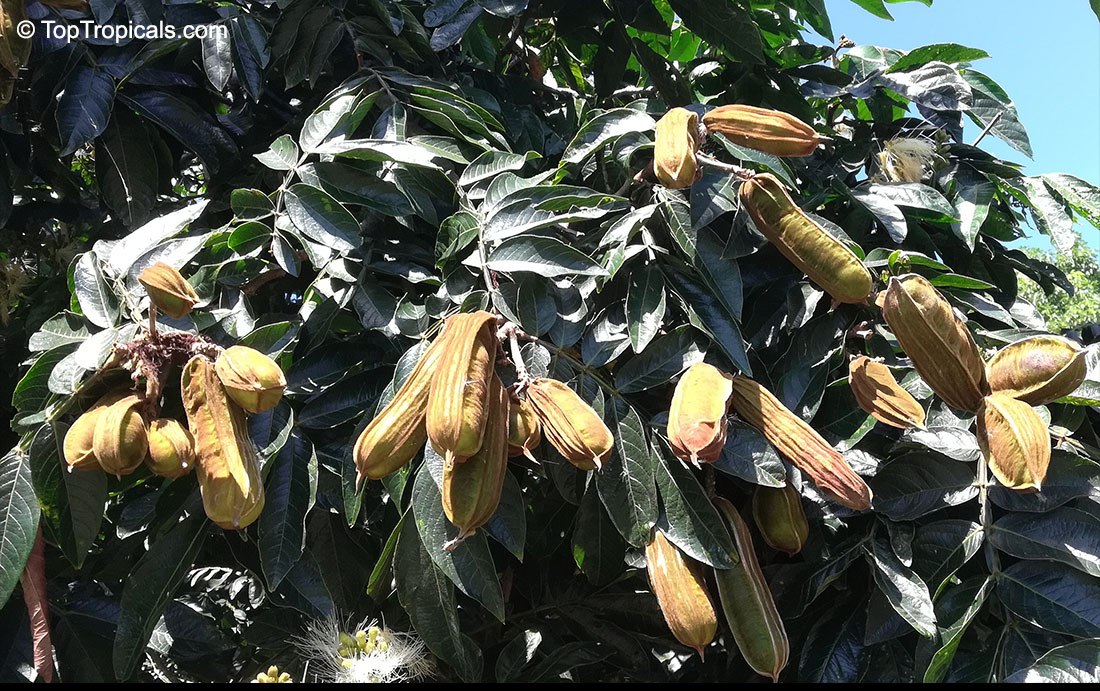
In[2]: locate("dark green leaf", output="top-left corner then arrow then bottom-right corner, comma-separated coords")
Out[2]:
258,433 -> 318,589
654,441 -> 736,569
870,453 -> 977,521
0,449 -> 40,607
595,394 -> 658,548
990,506 -> 1100,577
998,561 -> 1100,638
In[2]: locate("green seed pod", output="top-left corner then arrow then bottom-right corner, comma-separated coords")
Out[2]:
751,485 -> 809,556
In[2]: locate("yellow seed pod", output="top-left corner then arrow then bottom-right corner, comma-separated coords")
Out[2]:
137,262 -> 200,319
426,311 -> 499,464
751,485 -> 809,556
507,396 -> 541,460
730,375 -> 871,511
986,335 -> 1086,405
146,418 -> 196,479
881,274 -> 989,413
667,362 -> 734,464
739,174 -> 872,304
977,393 -> 1051,492
654,108 -> 701,189
526,378 -> 614,471
182,356 -> 265,530
443,376 -> 510,540
92,394 -> 149,476
702,104 -> 820,157
63,390 -> 129,471
215,345 -> 287,414
645,530 -> 717,658
848,356 -> 926,429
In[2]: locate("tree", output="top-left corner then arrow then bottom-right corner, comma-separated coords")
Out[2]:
2,0 -> 1100,684
1019,233 -> 1100,333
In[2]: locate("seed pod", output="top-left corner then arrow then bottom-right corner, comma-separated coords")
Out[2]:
739,174 -> 872,304
426,311 -> 499,464
137,262 -> 200,319
214,346 -> 287,414
146,418 -> 196,479
654,108 -> 701,189
702,104 -> 819,157
751,485 -> 809,556
730,375 -> 871,510
881,274 -> 988,413
63,391 -> 128,471
986,335 -> 1086,405
443,376 -> 510,539
507,396 -> 541,460
645,530 -> 717,658
182,356 -> 265,530
355,334 -> 451,484
977,393 -> 1051,492
526,378 -> 614,471
667,362 -> 734,464
713,497 -> 790,680
92,395 -> 149,476
848,356 -> 926,429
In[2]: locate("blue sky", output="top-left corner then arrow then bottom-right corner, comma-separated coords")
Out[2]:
821,0 -> 1099,255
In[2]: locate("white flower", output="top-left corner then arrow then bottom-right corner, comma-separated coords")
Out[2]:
875,137 -> 936,183
294,615 -> 433,683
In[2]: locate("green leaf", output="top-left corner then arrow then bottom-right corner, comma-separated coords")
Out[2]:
28,313 -> 90,353
910,520 -> 983,598
0,449 -> 40,607
284,183 -> 362,252
625,265 -> 666,353
258,433 -> 318,589
12,346 -> 74,415
1006,639 -> 1100,683
561,108 -> 656,165
712,420 -> 787,487
113,511 -> 208,679
484,236 -> 607,278
923,576 -> 993,683
572,486 -> 625,586
459,150 -> 538,187
960,68 -> 1033,157
989,450 -> 1100,513
231,189 -> 275,220
73,253 -> 119,329
255,134 -> 300,170
654,441 -> 736,569
1042,173 -> 1100,230
990,506 -> 1100,577
56,66 -> 114,156
866,539 -> 936,637
484,186 -> 628,240
998,561 -> 1100,638
495,630 -> 542,683
798,606 -> 865,682
493,277 -> 556,337
868,183 -> 957,220
614,325 -> 704,394
595,393 -> 658,548
888,43 -> 990,73
668,0 -> 764,63
1024,176 -> 1075,252
870,453 -> 978,521
952,171 -> 995,250
485,472 -> 526,561
665,267 -> 751,376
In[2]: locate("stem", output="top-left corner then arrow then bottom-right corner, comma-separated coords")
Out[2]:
506,325 -> 530,387
147,304 -> 158,340
695,153 -> 755,180
513,330 -> 618,393
978,454 -> 1001,575
476,226 -> 497,299
971,110 -> 1004,147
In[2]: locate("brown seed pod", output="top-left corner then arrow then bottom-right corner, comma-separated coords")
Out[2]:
654,108 -> 702,189
881,274 -> 988,413
146,418 -> 196,479
977,393 -> 1051,492
214,346 -> 287,414
63,390 -> 129,471
443,376 -> 510,540
526,378 -> 614,471
739,174 -> 872,304
751,485 -> 809,556
729,375 -> 871,511
507,396 -> 542,460
137,262 -> 200,319
645,530 -> 718,659
848,356 -> 926,429
702,104 -> 820,157
667,362 -> 734,464
986,335 -> 1087,405
426,311 -> 499,465
182,356 -> 265,530
92,394 -> 149,476
713,497 -> 790,680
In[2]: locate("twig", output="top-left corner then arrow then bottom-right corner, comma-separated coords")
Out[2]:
512,329 -> 617,393
147,304 -> 158,341
971,110 -> 1004,147
504,324 -> 530,388
696,153 -> 756,180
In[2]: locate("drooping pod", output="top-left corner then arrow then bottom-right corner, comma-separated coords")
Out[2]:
137,262 -> 200,318
667,362 -> 734,464
507,396 -> 541,460
63,390 -> 128,471
653,108 -> 702,189
426,311 -> 499,464
848,356 -> 926,429
702,104 -> 819,157
525,378 -> 614,471
739,174 -> 872,304
214,345 -> 287,414
986,335 -> 1086,405
729,375 -> 871,511
92,394 -> 149,476
977,393 -> 1051,492
645,530 -> 718,659
881,274 -> 988,413
751,485 -> 809,556
146,418 -> 196,479
443,376 -> 510,540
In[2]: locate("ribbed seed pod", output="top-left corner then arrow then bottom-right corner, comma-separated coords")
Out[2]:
713,497 -> 790,680
214,346 -> 287,414
137,262 -> 200,318
526,378 -> 614,471
507,396 -> 541,460
654,108 -> 701,189
977,393 -> 1051,492
146,418 -> 196,479
443,376 -> 510,539
730,376 -> 871,510
986,335 -> 1086,405
881,274 -> 988,413
667,362 -> 734,464
426,311 -> 499,464
751,485 -> 809,556
739,174 -> 872,304
645,530 -> 717,658
92,394 -> 149,476
182,356 -> 265,530
63,391 -> 128,471
702,104 -> 819,157
355,334 -> 451,484
848,356 -> 926,429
